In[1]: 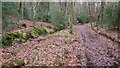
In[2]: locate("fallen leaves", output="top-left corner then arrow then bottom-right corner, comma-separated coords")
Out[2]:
1,26 -> 81,66
1,24 -> 119,66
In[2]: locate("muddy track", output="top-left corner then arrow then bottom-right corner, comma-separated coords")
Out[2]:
79,25 -> 120,67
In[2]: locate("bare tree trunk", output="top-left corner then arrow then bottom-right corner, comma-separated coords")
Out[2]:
33,2 -> 37,22
101,2 -> 105,28
46,2 -> 49,22
91,2 -> 95,26
96,3 -> 101,30
118,2 -> 120,30
18,2 -> 22,14
33,2 -> 40,24
118,1 -> 120,38
66,2 -> 68,14
88,2 -> 92,27
68,2 -> 74,34
21,2 -> 24,20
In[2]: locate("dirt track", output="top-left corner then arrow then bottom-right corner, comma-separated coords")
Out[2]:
79,24 -> 119,66
1,24 -> 120,67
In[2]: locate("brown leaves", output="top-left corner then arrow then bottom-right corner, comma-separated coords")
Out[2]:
1,26 -> 81,66
3,24 -> 119,66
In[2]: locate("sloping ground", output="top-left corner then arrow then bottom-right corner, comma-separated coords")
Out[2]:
11,20 -> 55,32
0,26 -> 81,66
90,23 -> 119,41
19,20 -> 54,28
100,29 -> 118,39
79,24 -> 119,66
0,24 -> 119,67
2,20 -> 58,48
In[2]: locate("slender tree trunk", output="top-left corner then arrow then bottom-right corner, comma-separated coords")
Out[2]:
118,1 -> 120,38
33,2 -> 40,24
88,3 -> 92,27
68,2 -> 74,34
46,2 -> 49,22
71,2 -> 74,34
96,3 -> 101,30
65,2 -> 68,13
17,2 -> 21,28
101,2 -> 105,28
18,2 -> 22,14
96,14 -> 100,30
21,2 -> 24,20
118,2 -> 120,30
33,2 -> 37,22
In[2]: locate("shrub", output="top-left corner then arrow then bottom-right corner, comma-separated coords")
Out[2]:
2,31 -> 26,46
104,4 -> 118,28
48,9 -> 69,30
37,10 -> 51,22
2,2 -> 20,32
2,19 -> 20,33
75,11 -> 90,24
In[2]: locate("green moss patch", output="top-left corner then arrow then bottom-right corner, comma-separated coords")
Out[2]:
2,31 -> 25,46
53,61 -> 64,66
27,26 -> 55,38
2,59 -> 24,68
3,26 -> 56,46
41,64 -> 47,68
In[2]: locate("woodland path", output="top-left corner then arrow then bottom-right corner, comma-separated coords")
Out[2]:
1,24 -> 120,67
79,24 -> 119,66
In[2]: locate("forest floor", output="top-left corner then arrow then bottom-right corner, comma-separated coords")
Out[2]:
79,24 -> 119,66
0,23 -> 119,66
91,23 -> 119,40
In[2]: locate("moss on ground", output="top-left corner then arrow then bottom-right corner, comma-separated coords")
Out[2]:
2,26 -> 56,46
53,61 -> 64,66
2,59 -> 24,68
